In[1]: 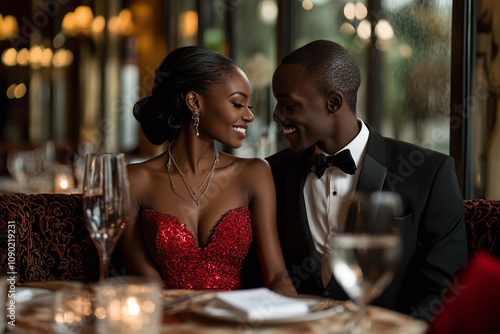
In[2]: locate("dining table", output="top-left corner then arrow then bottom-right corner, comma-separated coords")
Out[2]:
5,281 -> 428,334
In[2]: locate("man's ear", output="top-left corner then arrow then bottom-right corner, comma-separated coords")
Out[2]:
186,91 -> 201,111
327,91 -> 343,114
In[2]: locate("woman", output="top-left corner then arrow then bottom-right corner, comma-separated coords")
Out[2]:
119,46 -> 296,295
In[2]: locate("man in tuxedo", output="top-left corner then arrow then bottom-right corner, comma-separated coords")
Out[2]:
266,40 -> 468,321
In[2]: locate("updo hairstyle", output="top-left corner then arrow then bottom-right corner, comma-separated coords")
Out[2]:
133,46 -> 237,145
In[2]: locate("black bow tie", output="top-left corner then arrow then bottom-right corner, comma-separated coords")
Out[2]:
308,150 -> 357,178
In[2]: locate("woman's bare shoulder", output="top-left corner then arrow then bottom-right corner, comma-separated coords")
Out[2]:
127,154 -> 167,188
219,153 -> 272,181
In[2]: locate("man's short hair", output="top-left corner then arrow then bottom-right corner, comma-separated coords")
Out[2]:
281,40 -> 361,112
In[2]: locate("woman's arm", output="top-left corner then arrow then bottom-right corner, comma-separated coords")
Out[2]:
118,164 -> 162,283
247,158 -> 297,296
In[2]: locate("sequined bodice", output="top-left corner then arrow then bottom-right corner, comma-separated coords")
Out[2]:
141,207 -> 253,290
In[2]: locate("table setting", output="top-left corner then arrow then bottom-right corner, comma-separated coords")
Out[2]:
3,280 -> 427,334
1,155 -> 429,334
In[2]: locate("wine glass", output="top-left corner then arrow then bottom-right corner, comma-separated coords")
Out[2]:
7,150 -> 35,192
328,191 -> 403,333
82,153 -> 130,281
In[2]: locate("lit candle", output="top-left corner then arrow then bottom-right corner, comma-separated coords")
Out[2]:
54,172 -> 75,193
95,277 -> 162,334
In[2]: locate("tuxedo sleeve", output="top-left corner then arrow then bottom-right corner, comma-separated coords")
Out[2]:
410,156 -> 468,320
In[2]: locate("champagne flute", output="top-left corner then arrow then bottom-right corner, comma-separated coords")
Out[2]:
328,191 -> 403,333
82,153 -> 130,281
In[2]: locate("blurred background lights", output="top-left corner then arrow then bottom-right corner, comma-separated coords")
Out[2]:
340,22 -> 356,35
0,14 -> 19,40
73,6 -> 94,34
179,11 -> 198,38
63,7 -> 134,37
357,19 -> 371,39
1,46 -> 71,67
344,2 -> 356,20
108,9 -> 135,36
53,33 -> 66,48
6,83 -> 26,99
375,19 -> 394,40
41,48 -> 53,67
14,84 -> 27,99
1,48 -> 17,66
6,84 -> 16,99
16,48 -> 29,66
29,46 -> 43,68
355,2 -> 368,20
117,9 -> 135,35
259,0 -> 278,24
399,43 -> 413,57
92,15 -> 106,35
52,49 -> 74,67
302,0 -> 313,10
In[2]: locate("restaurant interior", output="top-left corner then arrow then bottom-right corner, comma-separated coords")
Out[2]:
0,0 -> 498,200
0,0 -> 499,333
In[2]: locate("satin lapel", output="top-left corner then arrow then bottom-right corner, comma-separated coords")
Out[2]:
357,125 -> 387,192
282,150 -> 317,260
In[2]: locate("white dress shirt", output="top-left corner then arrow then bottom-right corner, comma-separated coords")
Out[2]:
303,120 -> 370,286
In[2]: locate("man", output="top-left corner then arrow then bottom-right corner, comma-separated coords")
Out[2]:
266,40 -> 468,321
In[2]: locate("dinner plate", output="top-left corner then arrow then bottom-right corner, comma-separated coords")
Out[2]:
188,293 -> 346,324
15,287 -> 53,304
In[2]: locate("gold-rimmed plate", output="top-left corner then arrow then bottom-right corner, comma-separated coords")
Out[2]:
188,293 -> 346,325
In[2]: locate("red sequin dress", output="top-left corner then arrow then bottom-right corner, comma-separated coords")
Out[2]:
141,206 -> 253,290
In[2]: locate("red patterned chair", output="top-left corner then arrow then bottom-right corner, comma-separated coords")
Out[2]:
464,199 -> 500,258
0,193 -> 100,282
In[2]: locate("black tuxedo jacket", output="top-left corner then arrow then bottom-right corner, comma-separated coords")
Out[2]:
264,126 -> 468,320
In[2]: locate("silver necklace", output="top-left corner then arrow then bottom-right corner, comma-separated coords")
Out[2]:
166,145 -> 219,206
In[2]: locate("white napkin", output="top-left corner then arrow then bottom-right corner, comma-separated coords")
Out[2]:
214,288 -> 309,321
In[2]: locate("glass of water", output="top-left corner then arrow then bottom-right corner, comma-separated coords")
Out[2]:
328,191 -> 403,333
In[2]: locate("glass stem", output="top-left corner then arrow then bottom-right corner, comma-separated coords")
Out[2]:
98,256 -> 109,281
352,301 -> 369,334
96,242 -> 110,281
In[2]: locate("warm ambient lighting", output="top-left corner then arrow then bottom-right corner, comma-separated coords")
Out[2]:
342,3 -> 396,47
259,0 -> 278,24
62,6 -> 94,36
1,48 -> 17,66
62,6 -> 135,37
1,46 -> 73,68
357,19 -> 371,40
302,0 -> 313,10
16,48 -> 29,65
344,2 -> 356,20
355,2 -> 367,20
340,22 -> 356,35
344,2 -> 367,21
399,43 -> 413,58
0,14 -> 19,40
375,19 -> 394,41
54,172 -> 75,193
41,48 -> 53,67
179,11 -> 198,38
52,49 -> 74,67
6,83 -> 26,99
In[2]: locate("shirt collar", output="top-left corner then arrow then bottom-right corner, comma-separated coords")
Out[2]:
313,119 -> 369,169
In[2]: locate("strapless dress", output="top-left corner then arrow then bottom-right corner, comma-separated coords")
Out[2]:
140,206 -> 252,290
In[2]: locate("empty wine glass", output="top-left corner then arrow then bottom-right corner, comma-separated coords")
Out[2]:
328,191 -> 403,333
7,150 -> 35,192
82,153 -> 130,281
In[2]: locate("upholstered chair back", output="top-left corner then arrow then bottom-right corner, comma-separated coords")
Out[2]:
464,199 -> 500,258
0,193 -> 99,282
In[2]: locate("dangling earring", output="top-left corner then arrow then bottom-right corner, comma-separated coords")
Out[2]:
192,109 -> 200,136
